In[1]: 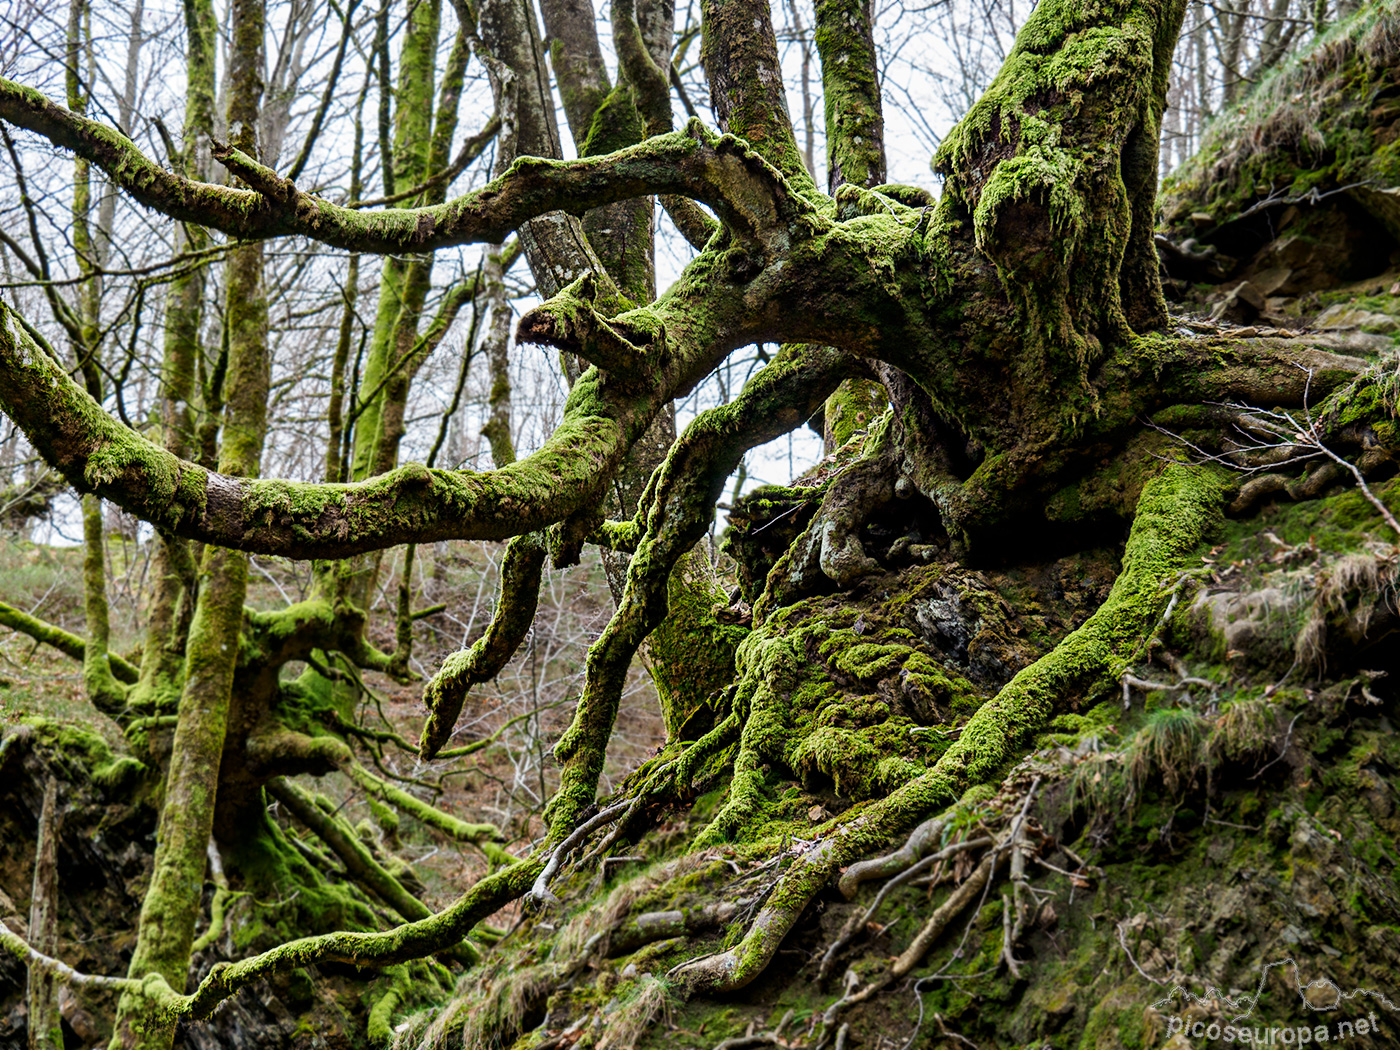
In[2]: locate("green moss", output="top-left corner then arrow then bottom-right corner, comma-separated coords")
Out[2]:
19,716 -> 151,796
1161,0 -> 1400,233
823,378 -> 887,450
647,552 -> 749,741
1216,476 -> 1399,562
221,810 -> 382,952
581,84 -> 647,158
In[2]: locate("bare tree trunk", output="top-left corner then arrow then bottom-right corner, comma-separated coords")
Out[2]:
786,0 -> 818,179
350,0 -> 443,485
1195,3 -> 1212,122
64,0 -> 125,722
1220,0 -> 1247,106
25,778 -> 61,1050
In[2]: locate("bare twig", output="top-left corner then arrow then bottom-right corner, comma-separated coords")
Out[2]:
1150,366 -> 1399,538
711,1009 -> 795,1050
1249,712 -> 1301,781
529,799 -> 632,905
1116,921 -> 1167,985
0,918 -> 137,991
1293,372 -> 1400,537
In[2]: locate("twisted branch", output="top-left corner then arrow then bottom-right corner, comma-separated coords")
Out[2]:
419,531 -> 546,759
0,78 -> 805,251
546,342 -> 852,838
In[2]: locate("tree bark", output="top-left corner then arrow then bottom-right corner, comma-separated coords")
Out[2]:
111,0 -> 270,1043
25,778 -> 61,1050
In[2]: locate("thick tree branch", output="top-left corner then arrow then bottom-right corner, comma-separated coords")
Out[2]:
420,531 -> 546,760
0,79 -> 804,250
2,188 -> 837,558
516,273 -> 655,379
0,599 -> 140,683
0,300 -> 632,556
134,857 -> 543,1027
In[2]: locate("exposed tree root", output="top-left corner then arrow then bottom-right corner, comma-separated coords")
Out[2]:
818,834 -> 994,981
606,899 -> 743,957
819,777 -> 1043,1031
894,779 -> 1039,980
711,1008 -> 801,1050
837,813 -> 954,899
672,462 -> 1224,1002
531,799 -> 634,905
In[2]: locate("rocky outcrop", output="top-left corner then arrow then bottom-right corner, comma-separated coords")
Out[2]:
1158,2 -> 1400,339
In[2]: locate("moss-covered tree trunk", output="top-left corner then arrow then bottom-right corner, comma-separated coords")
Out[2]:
129,0 -> 215,719
814,0 -> 889,454
110,0 -> 270,1044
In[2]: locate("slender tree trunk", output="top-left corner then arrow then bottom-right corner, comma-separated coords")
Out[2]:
66,0 -> 126,719
25,778 -> 61,1050
133,0 -> 215,715
1195,3 -> 1212,122
786,0 -> 818,179
479,244 -> 515,468
325,76 -> 369,486
333,0 -> 445,627
1220,0 -> 1247,106
110,0 -> 269,1044
350,0 -> 443,486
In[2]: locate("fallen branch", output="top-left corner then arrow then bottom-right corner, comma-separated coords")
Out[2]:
530,799 -> 632,905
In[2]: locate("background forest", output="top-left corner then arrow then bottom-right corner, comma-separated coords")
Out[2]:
0,0 -> 1396,1047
